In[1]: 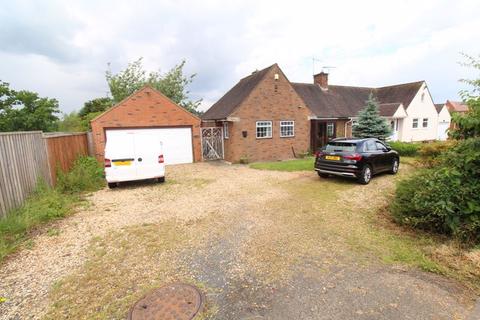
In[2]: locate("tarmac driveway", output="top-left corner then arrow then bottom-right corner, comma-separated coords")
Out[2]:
0,162 -> 477,319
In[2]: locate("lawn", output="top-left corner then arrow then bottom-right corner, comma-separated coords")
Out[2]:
249,157 -> 315,172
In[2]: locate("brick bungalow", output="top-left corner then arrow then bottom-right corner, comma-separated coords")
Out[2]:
202,63 -> 439,163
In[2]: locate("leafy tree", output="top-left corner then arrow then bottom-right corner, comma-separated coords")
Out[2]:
105,58 -> 201,114
450,54 -> 480,139
352,93 -> 392,140
78,97 -> 112,117
0,82 -> 60,132
58,112 -> 84,132
58,98 -> 112,132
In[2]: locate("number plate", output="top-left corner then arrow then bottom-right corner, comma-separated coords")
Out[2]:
114,161 -> 132,166
325,155 -> 341,161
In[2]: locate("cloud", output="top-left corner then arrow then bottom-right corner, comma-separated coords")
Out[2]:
0,0 -> 479,113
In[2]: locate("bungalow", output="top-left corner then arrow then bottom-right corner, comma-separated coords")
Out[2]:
202,64 -> 443,163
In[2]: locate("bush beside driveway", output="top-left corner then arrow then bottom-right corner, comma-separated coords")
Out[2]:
0,162 -> 478,319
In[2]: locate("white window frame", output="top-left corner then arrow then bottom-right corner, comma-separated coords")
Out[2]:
422,118 -> 428,128
223,122 -> 229,139
279,120 -> 295,137
256,121 -> 272,139
327,122 -> 335,137
412,118 -> 419,129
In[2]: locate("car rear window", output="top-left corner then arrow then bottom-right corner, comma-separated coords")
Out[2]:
325,142 -> 357,152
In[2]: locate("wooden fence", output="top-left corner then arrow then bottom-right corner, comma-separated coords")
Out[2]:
44,133 -> 89,184
0,132 -> 51,218
0,131 -> 91,218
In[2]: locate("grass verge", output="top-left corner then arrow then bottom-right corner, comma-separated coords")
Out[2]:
249,157 -> 315,172
0,183 -> 77,261
0,156 -> 104,263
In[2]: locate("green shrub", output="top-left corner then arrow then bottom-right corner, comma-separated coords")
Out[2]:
387,141 -> 420,156
0,182 -> 76,261
418,140 -> 457,168
391,138 -> 480,244
56,156 -> 104,194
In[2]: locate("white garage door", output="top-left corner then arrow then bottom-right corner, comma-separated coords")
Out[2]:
105,127 -> 193,165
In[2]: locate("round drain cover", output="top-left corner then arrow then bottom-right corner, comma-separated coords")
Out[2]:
128,283 -> 204,320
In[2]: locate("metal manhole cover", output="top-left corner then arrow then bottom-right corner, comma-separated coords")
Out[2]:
128,283 -> 204,320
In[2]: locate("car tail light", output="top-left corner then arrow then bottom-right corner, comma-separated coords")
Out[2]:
315,151 -> 325,158
343,153 -> 363,161
105,158 -> 111,168
158,155 -> 164,163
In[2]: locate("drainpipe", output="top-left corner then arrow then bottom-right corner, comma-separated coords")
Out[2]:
345,118 -> 353,137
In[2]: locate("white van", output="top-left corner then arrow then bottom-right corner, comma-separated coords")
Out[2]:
104,129 -> 165,188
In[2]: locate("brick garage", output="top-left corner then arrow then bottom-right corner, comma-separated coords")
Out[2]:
91,86 -> 201,164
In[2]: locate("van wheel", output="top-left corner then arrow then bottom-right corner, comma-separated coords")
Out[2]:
357,165 -> 372,185
157,177 -> 165,183
108,182 -> 118,189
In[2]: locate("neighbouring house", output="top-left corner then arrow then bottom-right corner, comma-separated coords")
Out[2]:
91,85 -> 202,165
445,100 -> 469,130
202,63 -> 444,163
434,103 -> 452,140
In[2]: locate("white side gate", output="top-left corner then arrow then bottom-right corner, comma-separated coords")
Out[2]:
201,127 -> 224,160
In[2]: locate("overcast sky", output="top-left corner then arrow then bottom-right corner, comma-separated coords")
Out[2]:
1,0 -> 479,113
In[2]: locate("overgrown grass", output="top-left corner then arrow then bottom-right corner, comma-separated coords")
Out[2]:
249,157 -> 315,172
0,183 -> 77,261
0,156 -> 104,262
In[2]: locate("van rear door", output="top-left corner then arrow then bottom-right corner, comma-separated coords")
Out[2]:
133,133 -> 163,180
105,130 -> 137,182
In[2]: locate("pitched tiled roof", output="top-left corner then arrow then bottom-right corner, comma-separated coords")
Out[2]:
446,100 -> 468,113
290,83 -> 372,118
202,64 -> 275,120
202,62 -> 424,119
434,103 -> 444,113
379,103 -> 402,117
293,81 -> 424,118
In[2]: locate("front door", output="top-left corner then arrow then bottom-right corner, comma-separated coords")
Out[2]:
311,121 -> 336,151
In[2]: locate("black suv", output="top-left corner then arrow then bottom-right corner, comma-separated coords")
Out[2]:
314,138 -> 400,184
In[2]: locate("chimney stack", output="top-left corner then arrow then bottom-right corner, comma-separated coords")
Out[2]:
314,72 -> 328,90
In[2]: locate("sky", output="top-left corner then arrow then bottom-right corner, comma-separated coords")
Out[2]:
1,0 -> 479,114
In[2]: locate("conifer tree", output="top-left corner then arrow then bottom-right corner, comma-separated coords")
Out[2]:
352,93 -> 392,140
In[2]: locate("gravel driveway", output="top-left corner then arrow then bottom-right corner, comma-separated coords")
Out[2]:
0,162 -> 477,319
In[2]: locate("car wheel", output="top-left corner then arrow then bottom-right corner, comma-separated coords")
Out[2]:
390,158 -> 399,174
317,171 -> 329,178
357,165 -> 372,185
157,176 -> 165,183
108,182 -> 118,189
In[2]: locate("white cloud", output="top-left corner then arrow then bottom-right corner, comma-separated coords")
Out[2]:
0,0 -> 479,112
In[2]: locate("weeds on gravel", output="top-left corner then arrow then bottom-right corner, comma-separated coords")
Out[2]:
0,156 -> 104,262
45,222 -> 213,319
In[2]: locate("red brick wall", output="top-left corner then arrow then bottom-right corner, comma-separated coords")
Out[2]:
224,65 -> 312,163
91,86 -> 201,163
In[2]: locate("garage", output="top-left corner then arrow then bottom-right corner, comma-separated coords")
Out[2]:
91,85 -> 201,164
105,127 -> 193,165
